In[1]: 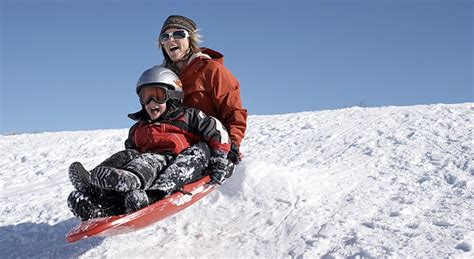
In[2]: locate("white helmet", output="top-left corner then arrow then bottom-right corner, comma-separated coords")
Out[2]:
136,66 -> 183,97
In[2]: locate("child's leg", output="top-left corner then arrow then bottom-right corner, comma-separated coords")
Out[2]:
124,190 -> 149,213
93,152 -> 168,214
96,149 -> 140,168
147,142 -> 211,195
121,153 -> 168,189
85,149 -> 142,192
90,167 -> 141,192
90,153 -> 167,192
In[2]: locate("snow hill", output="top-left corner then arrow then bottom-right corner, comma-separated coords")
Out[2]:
1,103 -> 473,258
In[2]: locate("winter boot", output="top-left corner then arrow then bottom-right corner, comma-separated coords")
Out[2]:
124,190 -> 149,214
67,190 -> 119,221
69,162 -> 106,197
90,166 -> 141,192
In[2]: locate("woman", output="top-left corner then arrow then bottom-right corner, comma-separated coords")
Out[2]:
157,15 -> 247,168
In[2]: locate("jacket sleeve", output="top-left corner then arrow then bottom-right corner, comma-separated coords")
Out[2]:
124,123 -> 138,150
186,108 -> 231,156
207,62 -> 247,147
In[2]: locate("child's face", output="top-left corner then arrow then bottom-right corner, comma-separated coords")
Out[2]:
145,100 -> 167,120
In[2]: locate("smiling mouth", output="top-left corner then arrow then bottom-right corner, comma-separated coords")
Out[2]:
151,107 -> 160,115
170,46 -> 179,51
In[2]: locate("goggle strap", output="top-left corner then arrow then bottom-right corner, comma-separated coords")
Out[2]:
168,90 -> 183,100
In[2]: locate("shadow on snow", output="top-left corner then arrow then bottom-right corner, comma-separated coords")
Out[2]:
0,218 -> 104,258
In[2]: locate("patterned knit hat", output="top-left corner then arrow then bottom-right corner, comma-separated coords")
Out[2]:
160,15 -> 197,34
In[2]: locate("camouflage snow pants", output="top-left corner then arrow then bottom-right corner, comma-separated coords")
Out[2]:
67,142 -> 211,220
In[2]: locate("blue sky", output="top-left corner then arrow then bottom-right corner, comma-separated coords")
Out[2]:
1,0 -> 472,134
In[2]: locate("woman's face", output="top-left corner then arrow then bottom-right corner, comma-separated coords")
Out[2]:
162,28 -> 190,62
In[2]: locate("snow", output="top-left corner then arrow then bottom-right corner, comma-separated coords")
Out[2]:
1,103 -> 473,258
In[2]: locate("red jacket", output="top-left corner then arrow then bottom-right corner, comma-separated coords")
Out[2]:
125,107 -> 230,156
178,48 -> 247,147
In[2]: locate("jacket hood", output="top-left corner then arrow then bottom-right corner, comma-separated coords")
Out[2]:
201,48 -> 224,63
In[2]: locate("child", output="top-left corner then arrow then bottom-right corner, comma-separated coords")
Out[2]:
67,66 -> 233,221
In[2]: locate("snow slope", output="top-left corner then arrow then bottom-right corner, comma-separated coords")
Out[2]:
1,103 -> 473,258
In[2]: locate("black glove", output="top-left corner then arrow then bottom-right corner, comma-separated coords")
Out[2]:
227,143 -> 241,165
209,156 -> 233,185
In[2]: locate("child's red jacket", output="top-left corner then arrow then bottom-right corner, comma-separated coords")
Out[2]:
125,107 -> 230,157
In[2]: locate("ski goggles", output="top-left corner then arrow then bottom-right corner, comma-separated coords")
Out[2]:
139,86 -> 182,105
158,30 -> 189,44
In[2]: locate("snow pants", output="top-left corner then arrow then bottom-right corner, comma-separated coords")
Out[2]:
68,142 -> 211,220
95,142 -> 211,195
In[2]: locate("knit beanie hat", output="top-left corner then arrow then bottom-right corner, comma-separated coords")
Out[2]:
160,15 -> 197,34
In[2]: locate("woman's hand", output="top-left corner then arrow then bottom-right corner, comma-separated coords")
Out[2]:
209,156 -> 233,185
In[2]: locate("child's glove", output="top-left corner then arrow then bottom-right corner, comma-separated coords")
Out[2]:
209,156 -> 233,185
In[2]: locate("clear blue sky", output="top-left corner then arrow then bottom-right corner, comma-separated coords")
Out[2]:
1,0 -> 472,134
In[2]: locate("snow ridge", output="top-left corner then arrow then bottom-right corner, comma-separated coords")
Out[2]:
0,103 -> 473,258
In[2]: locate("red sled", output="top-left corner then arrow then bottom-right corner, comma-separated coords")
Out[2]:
66,175 -> 216,243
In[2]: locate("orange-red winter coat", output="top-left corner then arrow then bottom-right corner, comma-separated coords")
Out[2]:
178,48 -> 247,147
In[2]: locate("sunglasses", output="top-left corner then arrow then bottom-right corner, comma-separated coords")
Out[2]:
158,30 -> 189,44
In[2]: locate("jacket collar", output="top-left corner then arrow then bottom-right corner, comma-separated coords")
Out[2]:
128,109 -> 148,122
201,48 -> 224,61
186,50 -> 211,66
180,48 -> 224,79
128,107 -> 185,123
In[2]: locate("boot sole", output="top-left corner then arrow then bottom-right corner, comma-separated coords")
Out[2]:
69,162 -> 92,193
